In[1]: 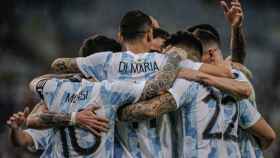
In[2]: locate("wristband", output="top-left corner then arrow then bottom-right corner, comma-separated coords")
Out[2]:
70,112 -> 77,126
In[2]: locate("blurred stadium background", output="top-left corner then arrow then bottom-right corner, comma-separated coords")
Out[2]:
0,0 -> 279,157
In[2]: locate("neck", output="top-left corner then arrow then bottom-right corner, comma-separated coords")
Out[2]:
124,41 -> 150,54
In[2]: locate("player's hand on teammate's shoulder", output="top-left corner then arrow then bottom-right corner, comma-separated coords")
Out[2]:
76,104 -> 110,137
7,107 -> 30,129
220,0 -> 244,28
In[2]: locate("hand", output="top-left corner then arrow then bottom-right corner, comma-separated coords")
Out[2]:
7,107 -> 30,129
76,104 -> 109,136
220,0 -> 244,28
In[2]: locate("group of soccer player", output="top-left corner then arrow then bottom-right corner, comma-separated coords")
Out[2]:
6,0 -> 277,158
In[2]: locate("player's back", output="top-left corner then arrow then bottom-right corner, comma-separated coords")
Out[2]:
39,78 -> 144,158
169,78 -> 245,158
76,51 -> 167,81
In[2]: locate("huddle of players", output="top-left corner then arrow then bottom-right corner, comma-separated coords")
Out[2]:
6,1 -> 276,158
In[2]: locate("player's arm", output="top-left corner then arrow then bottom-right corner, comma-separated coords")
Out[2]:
239,100 -> 276,150
118,92 -> 176,121
178,68 -> 251,98
6,108 -> 34,147
247,118 -> 276,150
220,0 -> 246,64
51,58 -> 80,73
199,62 -> 234,78
138,51 -> 182,101
27,77 -> 109,136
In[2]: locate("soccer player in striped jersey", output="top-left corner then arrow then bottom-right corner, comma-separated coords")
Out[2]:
118,30 -> 275,158
14,51 -> 181,158
49,10 -> 238,158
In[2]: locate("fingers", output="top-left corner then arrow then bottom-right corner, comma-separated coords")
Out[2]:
91,114 -> 109,123
220,1 -> 229,13
83,118 -> 109,131
84,125 -> 102,137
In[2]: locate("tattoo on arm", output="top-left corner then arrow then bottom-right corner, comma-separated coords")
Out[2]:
118,93 -> 177,122
51,58 -> 80,73
27,112 -> 71,129
231,27 -> 246,64
139,52 -> 181,101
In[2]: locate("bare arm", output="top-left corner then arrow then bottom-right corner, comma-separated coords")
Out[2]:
199,63 -> 234,78
247,118 -> 276,150
7,109 -> 34,147
231,26 -> 246,64
51,58 -> 80,73
178,69 -> 251,98
118,93 -> 177,121
138,52 -> 181,101
220,0 -> 246,64
26,102 -> 109,136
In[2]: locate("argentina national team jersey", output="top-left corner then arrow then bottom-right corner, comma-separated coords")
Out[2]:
76,50 -> 202,158
32,78 -> 145,158
168,74 -> 261,158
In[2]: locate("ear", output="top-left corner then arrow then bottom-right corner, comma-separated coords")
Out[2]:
117,32 -> 124,43
146,29 -> 153,42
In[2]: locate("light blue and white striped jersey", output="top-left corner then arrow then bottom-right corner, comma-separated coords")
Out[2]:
231,69 -> 264,158
24,129 -> 50,152
168,70 -> 261,158
238,87 -> 263,157
76,50 -> 202,158
32,78 -> 145,158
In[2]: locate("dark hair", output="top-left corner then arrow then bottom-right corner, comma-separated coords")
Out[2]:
153,28 -> 170,40
165,31 -> 203,56
120,10 -> 153,42
79,35 -> 122,57
192,29 -> 221,50
187,24 -> 220,43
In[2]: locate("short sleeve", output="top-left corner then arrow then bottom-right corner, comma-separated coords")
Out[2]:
76,51 -> 112,80
239,99 -> 261,129
232,69 -> 249,82
24,129 -> 49,151
30,78 -> 60,107
179,59 -> 203,70
168,79 -> 197,109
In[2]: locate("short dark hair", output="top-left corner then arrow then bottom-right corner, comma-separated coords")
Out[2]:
165,31 -> 203,56
192,29 -> 221,50
79,35 -> 122,57
187,24 -> 220,44
153,28 -> 170,40
120,10 -> 153,42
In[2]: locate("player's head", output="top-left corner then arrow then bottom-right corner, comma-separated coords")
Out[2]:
187,24 -> 221,43
79,35 -> 122,57
192,29 -> 223,64
149,16 -> 160,28
164,31 -> 203,61
119,10 -> 153,52
150,28 -> 170,53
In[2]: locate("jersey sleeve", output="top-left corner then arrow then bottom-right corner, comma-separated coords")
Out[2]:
179,59 -> 203,70
232,69 -> 249,82
24,129 -> 49,151
239,99 -> 262,129
30,78 -> 60,108
76,51 -> 112,80
168,79 -> 199,109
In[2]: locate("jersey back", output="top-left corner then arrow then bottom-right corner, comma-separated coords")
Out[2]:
34,78 -> 144,158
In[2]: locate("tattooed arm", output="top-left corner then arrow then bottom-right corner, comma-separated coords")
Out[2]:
138,52 -> 182,101
118,93 -> 176,121
51,58 -> 80,73
220,0 -> 246,64
117,52 -> 181,121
